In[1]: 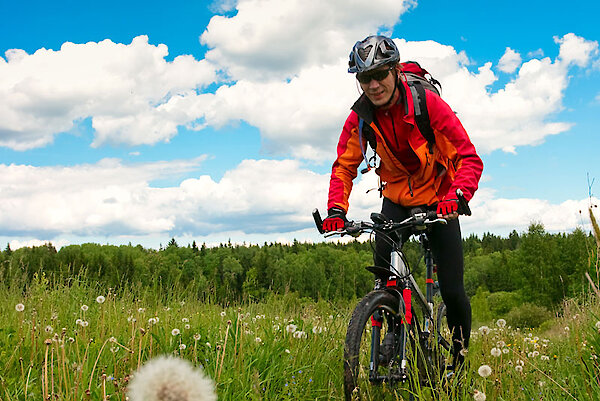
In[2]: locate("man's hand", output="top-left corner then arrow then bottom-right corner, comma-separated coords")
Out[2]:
437,199 -> 459,220
322,207 -> 348,232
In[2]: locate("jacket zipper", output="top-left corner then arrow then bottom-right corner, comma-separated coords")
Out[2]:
408,176 -> 414,197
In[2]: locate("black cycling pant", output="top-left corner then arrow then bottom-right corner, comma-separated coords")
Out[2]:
374,197 -> 472,356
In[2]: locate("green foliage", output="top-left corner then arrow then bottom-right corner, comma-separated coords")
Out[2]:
506,302 -> 552,328
487,291 -> 521,316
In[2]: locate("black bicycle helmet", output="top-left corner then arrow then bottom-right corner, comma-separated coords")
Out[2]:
348,35 -> 400,74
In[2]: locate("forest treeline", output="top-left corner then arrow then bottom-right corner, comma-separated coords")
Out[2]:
1,223 -> 597,325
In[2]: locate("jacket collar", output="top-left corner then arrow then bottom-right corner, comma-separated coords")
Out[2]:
350,79 -> 415,126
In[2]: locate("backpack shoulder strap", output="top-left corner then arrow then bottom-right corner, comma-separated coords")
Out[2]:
407,80 -> 435,154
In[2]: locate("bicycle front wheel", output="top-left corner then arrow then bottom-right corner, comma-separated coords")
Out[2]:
344,290 -> 411,401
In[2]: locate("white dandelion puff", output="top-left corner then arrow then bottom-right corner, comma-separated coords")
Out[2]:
255,337 -> 262,344
182,318 -> 189,323
286,324 -> 297,333
515,365 -> 523,373
220,311 -> 226,317
473,390 -> 487,401
490,347 -> 501,357
96,296 -> 106,304
477,364 -> 492,378
595,321 -> 600,330
185,324 -> 191,330
179,343 -> 187,350
478,326 -> 490,335
15,303 -> 25,312
193,334 -> 201,341
81,305 -> 89,312
496,319 -> 506,328
293,331 -> 307,339
76,319 -> 83,326
171,329 -> 180,336
127,356 -> 217,401
45,325 -> 53,334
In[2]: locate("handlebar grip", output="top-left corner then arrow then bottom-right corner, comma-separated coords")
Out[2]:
312,208 -> 325,234
456,189 -> 472,216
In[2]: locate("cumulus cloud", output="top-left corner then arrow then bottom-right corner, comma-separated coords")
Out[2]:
0,158 -> 330,239
498,47 -> 522,73
0,155 -> 593,247
200,0 -> 416,81
0,36 -> 216,150
392,35 -> 598,154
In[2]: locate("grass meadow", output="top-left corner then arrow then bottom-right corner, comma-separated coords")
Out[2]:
1,271 -> 600,401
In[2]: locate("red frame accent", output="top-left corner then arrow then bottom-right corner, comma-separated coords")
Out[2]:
403,288 -> 412,324
371,316 -> 382,327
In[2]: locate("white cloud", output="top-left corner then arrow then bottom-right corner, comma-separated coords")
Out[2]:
200,0 -> 416,81
498,47 -> 522,73
0,157 -> 593,247
0,36 -> 216,150
555,33 -> 599,67
0,158 -> 330,239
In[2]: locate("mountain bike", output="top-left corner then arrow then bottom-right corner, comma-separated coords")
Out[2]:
313,192 -> 471,400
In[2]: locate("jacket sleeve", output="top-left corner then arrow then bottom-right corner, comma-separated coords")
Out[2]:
426,92 -> 483,202
327,111 -> 365,212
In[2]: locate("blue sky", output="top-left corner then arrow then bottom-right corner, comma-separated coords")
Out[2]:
0,0 -> 599,249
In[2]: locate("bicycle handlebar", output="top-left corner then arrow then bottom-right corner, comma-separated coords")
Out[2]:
314,189 -> 471,236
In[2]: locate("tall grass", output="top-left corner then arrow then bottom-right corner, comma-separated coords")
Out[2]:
1,271 -> 599,400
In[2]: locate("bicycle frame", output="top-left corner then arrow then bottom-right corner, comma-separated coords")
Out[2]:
367,231 -> 450,383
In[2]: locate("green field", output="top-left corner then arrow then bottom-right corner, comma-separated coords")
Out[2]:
1,272 -> 599,401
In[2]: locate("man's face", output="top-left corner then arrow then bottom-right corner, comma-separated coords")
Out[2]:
357,65 -> 397,107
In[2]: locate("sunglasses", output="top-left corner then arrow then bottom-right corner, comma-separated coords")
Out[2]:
356,66 -> 394,84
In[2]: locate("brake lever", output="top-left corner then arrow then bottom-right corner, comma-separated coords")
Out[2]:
425,218 -> 448,225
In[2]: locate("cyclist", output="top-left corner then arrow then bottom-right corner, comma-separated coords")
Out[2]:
322,35 -> 483,368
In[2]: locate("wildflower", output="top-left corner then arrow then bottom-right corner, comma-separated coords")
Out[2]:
255,337 -> 263,344
502,348 -> 509,354
595,321 -> 600,330
81,321 -> 89,327
564,326 -> 570,332
515,365 -> 523,373
127,355 -> 217,401
205,342 -> 211,348
541,355 -> 550,361
15,303 -> 25,312
109,337 -> 117,343
496,340 -> 506,347
312,326 -> 323,334
220,311 -> 226,317
496,319 -> 506,328
81,305 -> 89,312
172,329 -> 180,336
490,347 -> 501,357
532,351 -> 539,357
285,349 -> 291,354
193,334 -> 201,341
96,296 -> 106,304
477,365 -> 492,378
185,324 -> 191,330
182,318 -> 189,323
286,324 -> 298,333
76,319 -> 83,326
473,390 -> 487,401
138,308 -> 146,313
45,325 -> 53,334
293,331 -> 307,339
179,344 -> 187,350
478,326 -> 490,335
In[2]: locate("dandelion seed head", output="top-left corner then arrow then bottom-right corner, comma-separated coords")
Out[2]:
478,326 -> 490,335
193,334 -> 201,341
496,319 -> 506,328
15,303 -> 25,312
182,318 -> 189,323
81,305 -> 89,312
286,324 -> 297,334
185,324 -> 191,330
515,365 -> 523,373
220,311 -> 226,317
81,321 -> 89,327
45,325 -> 53,334
127,355 -> 217,401
179,343 -> 187,350
477,364 -> 492,378
473,390 -> 487,401
285,349 -> 291,354
490,347 -> 501,357
255,337 -> 262,344
595,321 -> 600,330
138,308 -> 146,313
293,331 -> 307,339
171,329 -> 180,336
96,296 -> 106,304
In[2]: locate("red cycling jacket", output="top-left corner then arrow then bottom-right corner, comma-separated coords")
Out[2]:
328,78 -> 483,212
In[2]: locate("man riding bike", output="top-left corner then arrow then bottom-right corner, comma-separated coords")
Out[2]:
322,35 -> 483,368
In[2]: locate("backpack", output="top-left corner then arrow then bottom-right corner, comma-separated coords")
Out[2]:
358,61 -> 442,174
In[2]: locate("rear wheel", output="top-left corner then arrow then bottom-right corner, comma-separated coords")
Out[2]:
344,290 -> 413,400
